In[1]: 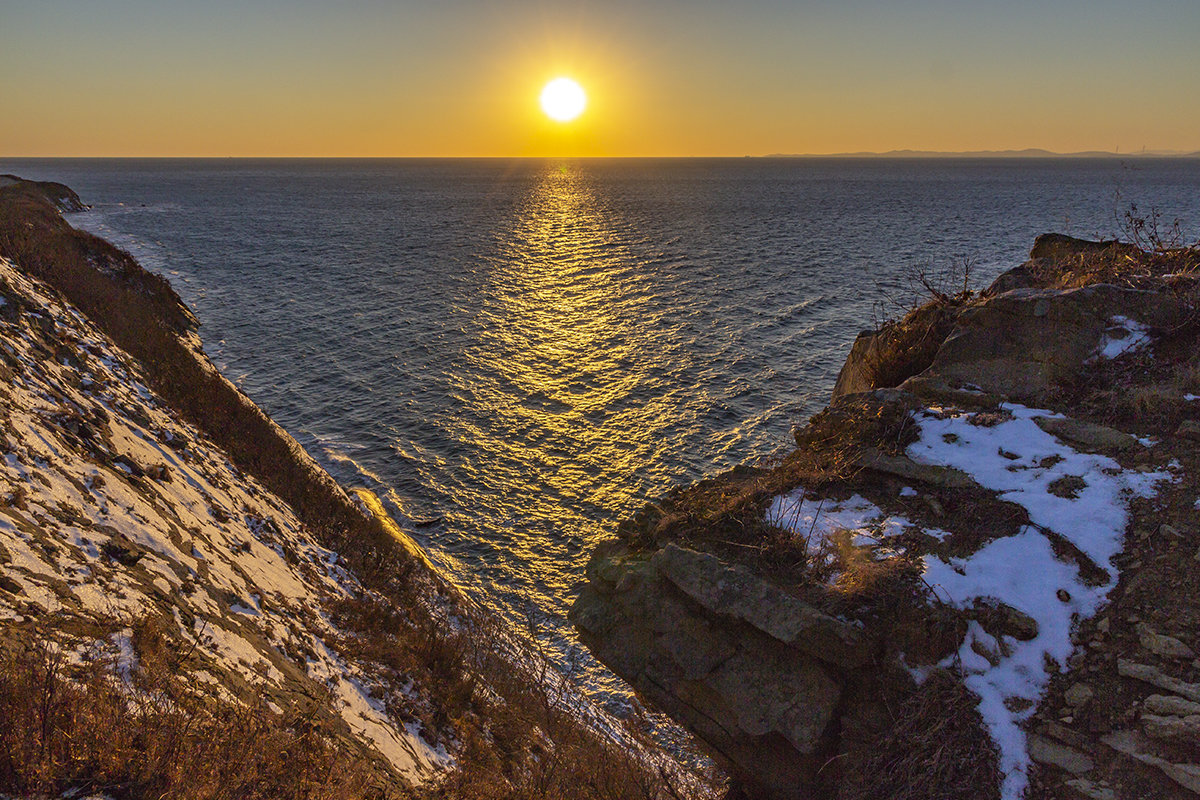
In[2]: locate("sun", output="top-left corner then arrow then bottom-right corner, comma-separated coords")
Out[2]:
540,78 -> 587,122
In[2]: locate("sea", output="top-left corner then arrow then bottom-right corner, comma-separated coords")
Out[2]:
5,156 -> 1199,723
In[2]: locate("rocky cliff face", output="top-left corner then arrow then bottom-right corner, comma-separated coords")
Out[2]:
572,235 -> 1200,800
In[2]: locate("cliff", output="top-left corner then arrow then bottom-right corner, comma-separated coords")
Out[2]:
572,234 -> 1200,800
0,178 -> 690,800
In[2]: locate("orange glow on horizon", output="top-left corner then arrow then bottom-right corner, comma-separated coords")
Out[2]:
1,2 -> 1197,158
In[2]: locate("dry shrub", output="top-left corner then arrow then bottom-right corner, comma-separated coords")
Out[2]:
1045,315 -> 1200,434
1022,231 -> 1200,291
863,296 -> 965,390
329,591 -> 705,800
0,629 -> 377,800
614,390 -> 924,588
838,671 -> 1000,800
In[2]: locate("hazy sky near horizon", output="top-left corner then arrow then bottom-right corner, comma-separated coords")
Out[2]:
3,0 -> 1199,157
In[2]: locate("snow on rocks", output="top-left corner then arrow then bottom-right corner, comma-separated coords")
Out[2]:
763,398 -> 1174,800
1091,315 -> 1153,361
0,257 -> 447,782
765,491 -> 913,553
906,403 -> 1171,800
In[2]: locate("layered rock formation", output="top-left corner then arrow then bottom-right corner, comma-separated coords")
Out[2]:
573,234 -> 1200,800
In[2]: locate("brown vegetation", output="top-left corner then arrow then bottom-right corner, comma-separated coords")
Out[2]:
838,671 -> 1001,800
0,622 -> 376,800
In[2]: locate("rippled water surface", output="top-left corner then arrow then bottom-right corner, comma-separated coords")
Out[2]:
6,157 -> 1199,711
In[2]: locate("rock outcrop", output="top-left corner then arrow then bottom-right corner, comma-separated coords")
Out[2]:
574,543 -> 873,797
573,234 -> 1200,800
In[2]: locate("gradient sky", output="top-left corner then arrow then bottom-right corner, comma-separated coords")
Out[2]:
3,0 -> 1199,157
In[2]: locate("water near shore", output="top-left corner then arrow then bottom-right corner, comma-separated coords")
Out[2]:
6,156 -> 1199,711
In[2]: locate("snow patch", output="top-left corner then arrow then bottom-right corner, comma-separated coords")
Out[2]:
1091,315 -> 1152,361
766,491 -> 913,551
906,403 -> 1170,800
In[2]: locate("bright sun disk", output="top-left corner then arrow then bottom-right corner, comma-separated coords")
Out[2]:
540,78 -> 586,122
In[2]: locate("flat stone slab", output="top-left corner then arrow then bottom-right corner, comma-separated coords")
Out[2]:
651,544 -> 873,668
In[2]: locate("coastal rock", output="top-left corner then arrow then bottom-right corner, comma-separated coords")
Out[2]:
1034,416 -> 1142,455
1102,730 -> 1200,794
571,542 -> 856,798
1064,778 -> 1118,800
574,234 -> 1200,800
1117,660 -> 1200,702
1137,623 -> 1197,659
1026,233 -> 1141,265
1143,713 -> 1200,743
833,234 -> 1187,403
651,544 -> 873,668
1177,420 -> 1200,442
1028,732 -> 1095,775
0,173 -> 87,211
1064,682 -> 1095,708
905,283 -> 1187,401
854,447 -> 977,489
1145,694 -> 1200,717
832,329 -> 879,398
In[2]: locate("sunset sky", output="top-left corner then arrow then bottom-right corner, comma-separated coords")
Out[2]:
3,0 -> 1199,157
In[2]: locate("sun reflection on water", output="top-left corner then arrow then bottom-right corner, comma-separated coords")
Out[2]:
443,163 -> 679,603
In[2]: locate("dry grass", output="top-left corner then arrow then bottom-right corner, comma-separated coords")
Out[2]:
0,622 -> 379,800
1046,314 -> 1200,435
1022,235 -> 1200,291
611,389 -> 926,595
837,671 -> 1001,800
861,297 -> 965,390
327,591 -> 705,800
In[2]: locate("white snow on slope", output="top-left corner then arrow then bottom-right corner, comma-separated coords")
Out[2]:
0,257 -> 447,781
906,403 -> 1170,800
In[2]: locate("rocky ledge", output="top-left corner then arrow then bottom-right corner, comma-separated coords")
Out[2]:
572,234 -> 1200,800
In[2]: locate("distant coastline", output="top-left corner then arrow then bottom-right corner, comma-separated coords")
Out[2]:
762,148 -> 1200,158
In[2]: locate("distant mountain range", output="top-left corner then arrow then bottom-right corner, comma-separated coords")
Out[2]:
763,148 -> 1200,158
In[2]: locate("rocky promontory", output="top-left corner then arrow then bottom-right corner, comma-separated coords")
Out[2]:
573,234 -> 1200,800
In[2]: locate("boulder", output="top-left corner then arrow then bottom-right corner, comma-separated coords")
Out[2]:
1028,733 -> 1095,775
651,544 -> 873,668
571,542 -> 861,798
1034,416 -> 1142,455
854,447 -> 977,489
904,284 -> 1188,401
832,329 -> 882,398
1026,233 -> 1140,264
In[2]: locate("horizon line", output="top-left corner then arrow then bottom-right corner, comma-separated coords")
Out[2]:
4,149 -> 1200,160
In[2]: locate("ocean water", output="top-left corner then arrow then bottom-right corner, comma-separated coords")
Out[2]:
5,156 -> 1199,714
